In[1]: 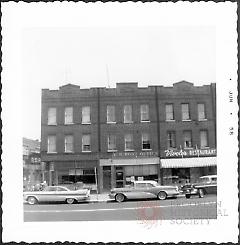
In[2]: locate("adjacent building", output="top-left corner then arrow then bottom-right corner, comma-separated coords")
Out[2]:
41,81 -> 216,192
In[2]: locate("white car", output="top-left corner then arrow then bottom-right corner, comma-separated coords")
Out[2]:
23,185 -> 90,205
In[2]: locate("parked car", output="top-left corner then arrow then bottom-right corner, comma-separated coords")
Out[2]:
181,175 -> 217,198
109,180 -> 179,202
23,185 -> 90,205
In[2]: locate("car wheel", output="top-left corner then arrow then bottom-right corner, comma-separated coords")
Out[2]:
27,196 -> 38,205
115,193 -> 125,203
198,189 -> 204,198
66,198 -> 75,204
157,191 -> 167,200
185,194 -> 191,199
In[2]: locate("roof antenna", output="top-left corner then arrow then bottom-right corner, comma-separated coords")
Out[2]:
106,64 -> 110,88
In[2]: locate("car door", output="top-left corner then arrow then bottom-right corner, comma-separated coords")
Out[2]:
54,187 -> 69,202
127,183 -> 155,199
39,186 -> 58,202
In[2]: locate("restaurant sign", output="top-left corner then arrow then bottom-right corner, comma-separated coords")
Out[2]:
164,148 -> 216,158
112,151 -> 158,158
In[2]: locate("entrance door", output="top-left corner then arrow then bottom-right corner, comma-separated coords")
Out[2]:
103,166 -> 111,191
116,166 -> 124,188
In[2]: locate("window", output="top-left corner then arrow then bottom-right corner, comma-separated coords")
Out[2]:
47,135 -> 56,153
125,134 -> 134,151
64,107 -> 73,124
64,135 -> 74,153
183,131 -> 192,148
107,105 -> 115,123
167,131 -> 176,148
200,130 -> 209,148
108,135 -> 117,151
165,104 -> 174,121
142,133 -> 151,150
124,105 -> 133,123
140,104 -> 149,122
198,103 -> 206,120
48,107 -> 57,125
181,103 -> 190,120
135,183 -> 147,188
82,106 -> 91,124
82,135 -> 91,152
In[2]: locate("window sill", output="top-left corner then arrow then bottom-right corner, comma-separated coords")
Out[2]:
198,119 -> 208,121
108,150 -> 118,152
82,150 -> 91,153
142,149 -> 152,151
47,152 -> 57,154
107,121 -> 116,124
200,146 -> 210,149
47,123 -> 57,126
141,120 -> 150,123
124,121 -> 133,124
166,120 -> 175,122
182,119 -> 192,122
124,149 -> 135,152
64,151 -> 74,153
82,122 -> 91,125
64,122 -> 74,125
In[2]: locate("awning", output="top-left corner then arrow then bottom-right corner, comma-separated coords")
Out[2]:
161,157 -> 216,168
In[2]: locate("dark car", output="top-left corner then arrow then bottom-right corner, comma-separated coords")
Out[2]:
181,175 -> 217,198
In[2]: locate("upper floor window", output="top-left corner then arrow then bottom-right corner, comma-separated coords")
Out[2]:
64,107 -> 73,124
107,105 -> 116,123
198,103 -> 206,121
108,135 -> 117,151
167,131 -> 176,148
181,103 -> 190,121
142,133 -> 151,150
82,134 -> 91,152
200,130 -> 209,148
183,131 -> 192,148
140,104 -> 149,122
47,135 -> 56,153
165,104 -> 174,121
64,135 -> 74,153
82,106 -> 91,124
48,107 -> 57,125
124,105 -> 133,123
125,134 -> 134,151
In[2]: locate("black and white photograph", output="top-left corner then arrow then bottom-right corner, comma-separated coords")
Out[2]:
1,1 -> 238,243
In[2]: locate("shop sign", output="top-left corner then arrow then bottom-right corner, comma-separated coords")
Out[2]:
112,151 -> 158,158
164,148 -> 216,158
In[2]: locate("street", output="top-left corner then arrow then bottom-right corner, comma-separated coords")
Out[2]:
24,195 -> 217,222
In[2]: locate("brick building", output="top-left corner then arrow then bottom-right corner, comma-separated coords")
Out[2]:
41,81 -> 216,192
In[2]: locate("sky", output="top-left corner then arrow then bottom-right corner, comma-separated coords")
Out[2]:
21,26 -> 216,140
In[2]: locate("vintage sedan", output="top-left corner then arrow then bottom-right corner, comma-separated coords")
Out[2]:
109,180 -> 179,202
182,175 -> 217,198
23,185 -> 90,205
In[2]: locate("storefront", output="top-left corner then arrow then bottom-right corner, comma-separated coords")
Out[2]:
161,148 -> 217,185
99,151 -> 160,192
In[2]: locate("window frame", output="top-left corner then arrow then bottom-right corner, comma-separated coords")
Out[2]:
124,134 -> 134,151
64,135 -> 74,153
198,103 -> 207,121
140,104 -> 150,122
107,134 -> 117,152
165,104 -> 174,121
200,130 -> 209,148
142,133 -> 151,150
82,134 -> 91,152
64,107 -> 73,125
183,130 -> 193,149
47,107 -> 57,125
181,103 -> 191,121
82,106 -> 91,124
124,105 -> 133,123
167,131 -> 176,149
106,105 -> 116,123
47,135 -> 57,153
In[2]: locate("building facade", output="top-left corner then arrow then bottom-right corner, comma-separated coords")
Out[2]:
41,81 -> 216,192
23,138 -> 42,189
